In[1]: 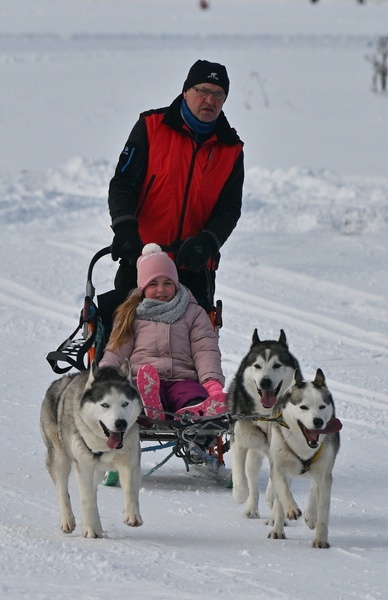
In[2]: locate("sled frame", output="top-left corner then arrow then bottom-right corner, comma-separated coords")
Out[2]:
46,245 -> 229,475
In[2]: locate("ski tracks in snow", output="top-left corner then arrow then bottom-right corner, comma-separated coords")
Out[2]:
219,280 -> 388,356
0,276 -> 76,326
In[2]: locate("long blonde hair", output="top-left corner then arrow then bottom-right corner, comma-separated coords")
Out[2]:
108,290 -> 143,350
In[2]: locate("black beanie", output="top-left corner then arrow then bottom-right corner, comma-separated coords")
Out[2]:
182,60 -> 230,96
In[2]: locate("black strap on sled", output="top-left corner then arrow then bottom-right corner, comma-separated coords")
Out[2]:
46,308 -> 99,374
46,247 -> 111,374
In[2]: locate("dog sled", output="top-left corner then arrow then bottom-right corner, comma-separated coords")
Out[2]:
46,246 -> 231,484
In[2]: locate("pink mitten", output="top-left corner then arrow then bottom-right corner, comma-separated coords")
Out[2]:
202,380 -> 223,396
202,380 -> 227,406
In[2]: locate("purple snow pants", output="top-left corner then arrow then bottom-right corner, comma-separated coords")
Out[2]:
159,380 -> 209,413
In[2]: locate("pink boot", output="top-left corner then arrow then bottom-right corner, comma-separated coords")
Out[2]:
175,392 -> 227,417
136,365 -> 165,420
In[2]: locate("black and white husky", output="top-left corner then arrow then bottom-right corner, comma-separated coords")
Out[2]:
40,361 -> 143,538
267,368 -> 342,548
227,329 -> 300,518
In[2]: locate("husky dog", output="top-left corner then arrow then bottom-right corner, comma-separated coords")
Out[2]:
40,361 -> 143,538
267,368 -> 342,548
227,329 -> 300,518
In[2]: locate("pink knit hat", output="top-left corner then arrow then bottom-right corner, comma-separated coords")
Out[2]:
137,243 -> 179,292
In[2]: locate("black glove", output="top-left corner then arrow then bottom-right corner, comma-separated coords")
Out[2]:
176,232 -> 218,272
111,220 -> 142,263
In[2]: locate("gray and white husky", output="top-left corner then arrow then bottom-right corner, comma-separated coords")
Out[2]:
40,360 -> 143,538
227,329 -> 300,518
267,368 -> 342,548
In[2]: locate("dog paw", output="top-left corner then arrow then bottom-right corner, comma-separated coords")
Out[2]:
60,518 -> 76,534
124,513 -> 143,527
268,530 -> 286,540
83,526 -> 103,539
312,538 -> 330,549
286,506 -> 302,520
244,508 -> 260,519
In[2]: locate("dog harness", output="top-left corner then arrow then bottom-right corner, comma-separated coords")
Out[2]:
282,438 -> 325,475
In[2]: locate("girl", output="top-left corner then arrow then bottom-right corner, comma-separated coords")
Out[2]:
99,243 -> 227,419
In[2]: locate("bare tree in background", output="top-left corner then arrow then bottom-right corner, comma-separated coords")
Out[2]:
366,37 -> 388,92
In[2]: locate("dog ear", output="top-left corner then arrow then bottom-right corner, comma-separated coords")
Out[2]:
118,359 -> 132,381
251,328 -> 260,346
293,368 -> 304,388
313,368 -> 326,388
85,361 -> 98,389
278,329 -> 288,347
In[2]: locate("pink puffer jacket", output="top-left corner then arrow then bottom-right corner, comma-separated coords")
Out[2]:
99,295 -> 225,386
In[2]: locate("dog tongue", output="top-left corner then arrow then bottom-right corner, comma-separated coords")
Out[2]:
107,431 -> 122,449
261,390 -> 277,408
320,418 -> 343,434
306,418 -> 343,440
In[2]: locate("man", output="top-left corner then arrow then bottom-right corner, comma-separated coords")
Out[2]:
107,59 -> 244,313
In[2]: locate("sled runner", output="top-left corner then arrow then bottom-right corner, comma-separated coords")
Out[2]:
46,246 -> 230,481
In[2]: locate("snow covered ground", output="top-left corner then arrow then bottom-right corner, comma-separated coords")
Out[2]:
1,1 -> 387,598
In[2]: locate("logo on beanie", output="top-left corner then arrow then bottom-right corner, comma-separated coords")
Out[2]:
207,72 -> 220,81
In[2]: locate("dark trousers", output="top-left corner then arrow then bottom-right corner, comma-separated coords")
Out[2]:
158,379 -> 208,413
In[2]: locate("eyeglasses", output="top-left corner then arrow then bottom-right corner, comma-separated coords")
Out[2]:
192,86 -> 226,102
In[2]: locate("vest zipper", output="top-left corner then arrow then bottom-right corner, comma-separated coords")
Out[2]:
136,173 -> 156,217
176,142 -> 199,241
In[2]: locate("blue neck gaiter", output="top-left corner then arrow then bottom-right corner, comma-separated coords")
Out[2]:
180,99 -> 217,142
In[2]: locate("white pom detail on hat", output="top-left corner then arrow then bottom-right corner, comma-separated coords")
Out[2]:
142,243 -> 162,255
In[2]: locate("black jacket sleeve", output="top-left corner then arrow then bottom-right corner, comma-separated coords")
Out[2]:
108,118 -> 149,229
204,149 -> 244,248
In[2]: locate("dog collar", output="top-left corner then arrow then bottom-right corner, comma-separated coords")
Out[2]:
81,436 -> 104,458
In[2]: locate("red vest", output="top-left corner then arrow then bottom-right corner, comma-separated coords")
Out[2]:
135,113 -> 242,246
